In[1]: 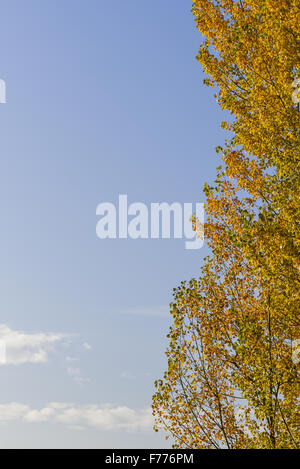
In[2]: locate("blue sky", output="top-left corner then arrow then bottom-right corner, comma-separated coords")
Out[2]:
0,0 -> 226,448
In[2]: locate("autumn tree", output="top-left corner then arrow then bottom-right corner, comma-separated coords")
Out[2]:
153,0 -> 299,449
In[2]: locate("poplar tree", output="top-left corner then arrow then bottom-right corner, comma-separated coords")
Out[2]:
153,0 -> 300,449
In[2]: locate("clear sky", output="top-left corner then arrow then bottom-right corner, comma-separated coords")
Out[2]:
0,0 -> 226,448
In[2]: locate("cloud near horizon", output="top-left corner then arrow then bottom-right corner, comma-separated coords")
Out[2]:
0,402 -> 153,432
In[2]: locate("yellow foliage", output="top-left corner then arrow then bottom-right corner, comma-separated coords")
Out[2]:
153,0 -> 300,449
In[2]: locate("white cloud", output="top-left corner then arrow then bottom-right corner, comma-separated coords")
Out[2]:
54,404 -> 152,431
65,356 -> 79,363
0,403 -> 30,421
82,342 -> 92,351
67,367 -> 81,376
0,324 -> 67,365
0,402 -> 153,432
67,367 -> 90,385
24,407 -> 56,423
